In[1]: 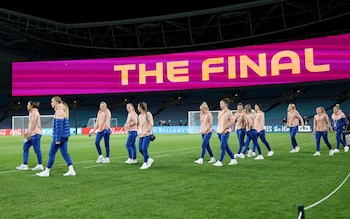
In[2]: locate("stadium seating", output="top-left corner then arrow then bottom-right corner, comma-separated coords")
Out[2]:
1,80 -> 349,129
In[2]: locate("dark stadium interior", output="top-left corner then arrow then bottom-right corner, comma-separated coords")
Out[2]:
0,0 -> 350,128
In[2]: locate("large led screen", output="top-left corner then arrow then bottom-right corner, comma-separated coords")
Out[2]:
12,33 -> 350,96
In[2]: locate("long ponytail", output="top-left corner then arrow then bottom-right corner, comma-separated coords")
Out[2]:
52,96 -> 69,119
62,101 -> 69,119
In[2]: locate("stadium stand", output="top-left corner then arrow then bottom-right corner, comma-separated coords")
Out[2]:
2,80 -> 349,129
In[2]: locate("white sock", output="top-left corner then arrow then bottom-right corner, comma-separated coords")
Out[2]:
68,165 -> 74,171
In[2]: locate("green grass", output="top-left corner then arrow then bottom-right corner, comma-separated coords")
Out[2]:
0,132 -> 349,219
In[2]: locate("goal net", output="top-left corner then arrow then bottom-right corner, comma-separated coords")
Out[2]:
86,118 -> 118,128
187,109 -> 255,134
12,115 -> 54,135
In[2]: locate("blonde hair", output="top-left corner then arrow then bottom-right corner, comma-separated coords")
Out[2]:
287,103 -> 296,112
52,96 -> 69,119
200,102 -> 209,111
63,102 -> 69,119
317,106 -> 325,113
334,104 -> 340,109
138,101 -> 148,112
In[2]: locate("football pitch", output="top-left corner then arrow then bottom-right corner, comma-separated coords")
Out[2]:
1,132 -> 349,219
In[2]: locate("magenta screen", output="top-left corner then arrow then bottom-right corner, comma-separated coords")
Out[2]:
12,33 -> 350,96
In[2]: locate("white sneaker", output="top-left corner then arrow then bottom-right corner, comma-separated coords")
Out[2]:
194,158 -> 203,164
246,150 -> 252,157
345,146 -> 349,152
16,164 -> 28,170
295,146 -> 300,152
289,148 -> 296,153
313,151 -> 321,156
329,149 -> 334,156
333,149 -> 339,153
96,155 -> 104,163
228,159 -> 238,165
236,153 -> 245,159
32,164 -> 44,171
36,168 -> 50,177
147,158 -> 154,168
208,157 -> 216,163
247,151 -> 256,157
267,150 -> 274,156
63,170 -> 76,176
254,155 -> 264,160
124,158 -> 132,164
132,159 -> 138,164
140,162 -> 149,169
102,157 -> 110,163
213,161 -> 223,166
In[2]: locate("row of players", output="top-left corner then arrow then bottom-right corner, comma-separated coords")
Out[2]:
15,97 -> 157,176
193,100 -> 349,166
14,97 -> 349,175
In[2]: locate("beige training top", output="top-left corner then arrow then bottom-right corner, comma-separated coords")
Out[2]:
313,113 -> 332,132
217,110 -> 234,134
233,111 -> 247,130
124,111 -> 138,132
94,108 -> 112,131
27,108 -> 42,136
138,111 -> 153,137
200,111 -> 213,134
255,111 -> 265,133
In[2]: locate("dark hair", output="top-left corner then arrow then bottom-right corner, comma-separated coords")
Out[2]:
220,98 -> 230,106
244,104 -> 251,113
255,103 -> 261,110
29,101 -> 40,108
126,102 -> 135,109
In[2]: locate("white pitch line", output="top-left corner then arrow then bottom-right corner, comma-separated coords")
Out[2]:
0,169 -> 21,174
153,155 -> 169,158
83,165 -> 104,169
304,171 -> 350,210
